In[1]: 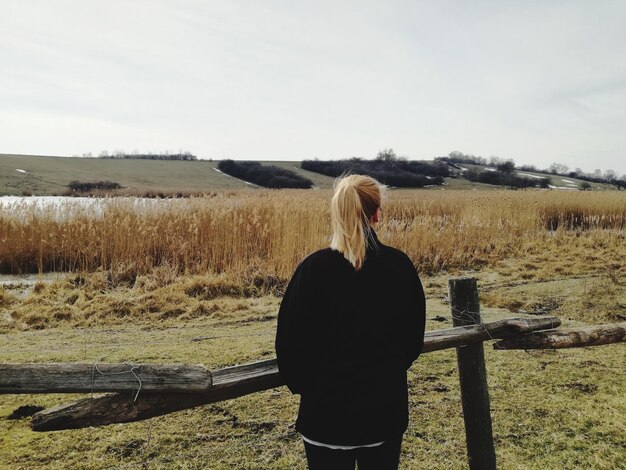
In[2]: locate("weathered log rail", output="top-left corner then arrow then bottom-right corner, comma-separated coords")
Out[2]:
31,360 -> 283,432
494,323 -> 626,350
0,363 -> 212,394
3,316 -> 561,431
2,316 -> 559,397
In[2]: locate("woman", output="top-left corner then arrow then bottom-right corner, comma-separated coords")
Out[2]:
275,174 -> 426,469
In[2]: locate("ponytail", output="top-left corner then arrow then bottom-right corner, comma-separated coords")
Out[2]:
330,174 -> 384,270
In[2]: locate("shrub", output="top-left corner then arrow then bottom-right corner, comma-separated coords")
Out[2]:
217,160 -> 313,189
436,151 -> 488,166
67,181 -> 122,193
301,159 -> 448,187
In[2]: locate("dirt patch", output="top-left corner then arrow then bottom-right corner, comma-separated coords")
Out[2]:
7,405 -> 45,420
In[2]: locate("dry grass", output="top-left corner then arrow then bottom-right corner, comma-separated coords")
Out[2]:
0,190 -> 625,468
0,294 -> 624,469
1,190 -> 625,278
1,189 -> 624,332
480,274 -> 626,324
1,271 -> 284,332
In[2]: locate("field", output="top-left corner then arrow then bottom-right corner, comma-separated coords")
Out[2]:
0,154 -> 612,196
0,189 -> 625,468
0,154 -> 252,195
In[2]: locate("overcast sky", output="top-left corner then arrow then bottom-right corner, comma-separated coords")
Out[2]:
2,0 -> 625,175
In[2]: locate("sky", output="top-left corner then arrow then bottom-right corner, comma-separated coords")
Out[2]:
2,0 -> 626,175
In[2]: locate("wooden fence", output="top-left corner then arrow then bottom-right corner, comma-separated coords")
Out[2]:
1,277 -> 625,470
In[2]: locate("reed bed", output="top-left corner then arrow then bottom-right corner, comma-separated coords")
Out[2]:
0,190 -> 625,280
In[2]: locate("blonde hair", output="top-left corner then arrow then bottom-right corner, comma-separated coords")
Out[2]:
330,174 -> 385,270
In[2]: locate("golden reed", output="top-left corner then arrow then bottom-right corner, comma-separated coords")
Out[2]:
0,190 -> 624,278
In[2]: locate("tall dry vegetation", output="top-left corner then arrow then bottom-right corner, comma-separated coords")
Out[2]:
0,191 -> 624,281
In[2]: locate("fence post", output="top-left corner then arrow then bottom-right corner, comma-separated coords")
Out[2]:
449,277 -> 496,470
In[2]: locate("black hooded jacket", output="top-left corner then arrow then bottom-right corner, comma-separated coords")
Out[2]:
275,231 -> 426,445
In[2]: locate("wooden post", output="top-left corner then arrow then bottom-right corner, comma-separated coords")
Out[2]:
449,277 -> 496,470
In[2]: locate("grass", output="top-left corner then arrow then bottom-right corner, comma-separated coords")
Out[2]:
3,154 -> 613,196
0,264 -> 623,333
0,154 -> 250,195
1,190 -> 625,278
0,274 -> 624,468
0,189 -> 624,468
0,154 -> 342,195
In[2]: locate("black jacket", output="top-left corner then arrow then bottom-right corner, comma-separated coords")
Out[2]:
275,231 -> 426,445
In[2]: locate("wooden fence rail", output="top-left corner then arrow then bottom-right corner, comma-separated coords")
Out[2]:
1,316 -> 559,397
494,323 -> 626,349
0,364 -> 212,394
25,315 -> 560,431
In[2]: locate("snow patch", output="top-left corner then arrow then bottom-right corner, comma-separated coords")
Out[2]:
516,172 -> 545,179
548,185 -> 578,191
484,167 -> 496,172
561,179 -> 576,184
212,167 -> 259,187
15,169 -> 26,173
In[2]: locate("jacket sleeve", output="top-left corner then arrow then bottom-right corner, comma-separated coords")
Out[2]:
401,258 -> 426,369
275,259 -> 310,395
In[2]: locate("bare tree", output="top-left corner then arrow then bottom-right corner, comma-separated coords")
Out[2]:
603,169 -> 617,183
496,160 -> 515,174
549,162 -> 569,175
376,148 -> 397,162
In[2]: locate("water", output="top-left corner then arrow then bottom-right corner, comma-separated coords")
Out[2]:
0,195 -> 98,207
0,273 -> 63,287
0,196 -> 167,221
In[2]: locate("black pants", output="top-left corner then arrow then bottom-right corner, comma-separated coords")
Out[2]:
303,435 -> 403,470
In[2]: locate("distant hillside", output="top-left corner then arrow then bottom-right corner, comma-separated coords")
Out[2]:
0,153 -> 615,196
0,154 -> 244,196
438,152 -> 619,190
450,163 -> 611,190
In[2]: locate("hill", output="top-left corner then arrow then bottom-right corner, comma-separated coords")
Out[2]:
0,154 -> 614,195
0,154 -> 243,195
454,163 -> 611,190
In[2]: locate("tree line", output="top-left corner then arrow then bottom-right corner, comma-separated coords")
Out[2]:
217,160 -> 313,189
301,149 -> 448,188
97,151 -> 198,161
440,151 -> 625,189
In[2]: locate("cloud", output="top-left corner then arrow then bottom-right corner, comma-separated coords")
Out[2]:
1,0 -> 625,174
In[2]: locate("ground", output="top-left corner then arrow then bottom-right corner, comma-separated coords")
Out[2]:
0,269 -> 624,469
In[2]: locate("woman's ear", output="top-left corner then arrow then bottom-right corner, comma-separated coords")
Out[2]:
371,207 -> 380,225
